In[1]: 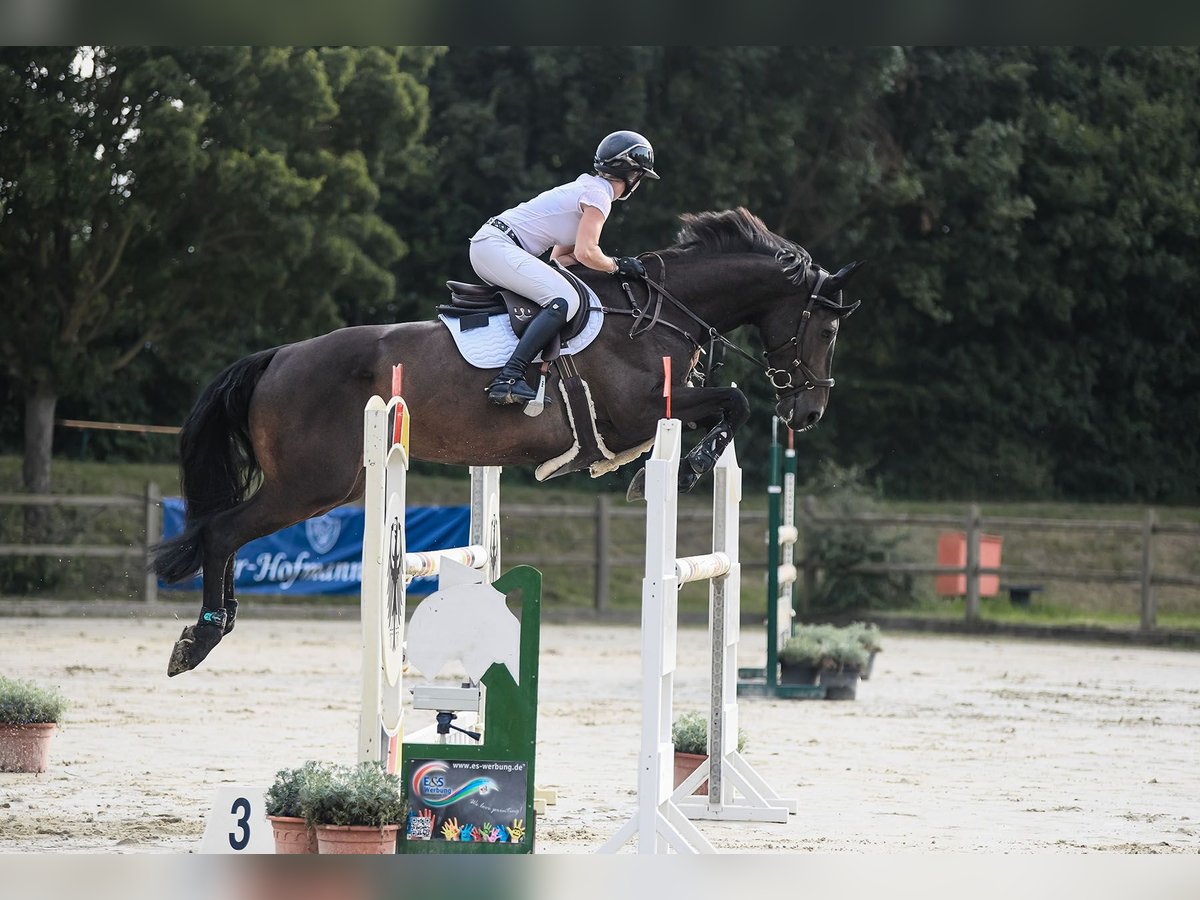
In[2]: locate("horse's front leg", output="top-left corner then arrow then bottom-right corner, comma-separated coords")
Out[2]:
674,385 -> 751,490
626,386 -> 750,500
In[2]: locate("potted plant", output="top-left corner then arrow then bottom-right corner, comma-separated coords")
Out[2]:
780,625 -> 871,699
299,762 -> 405,854
778,629 -> 830,685
0,676 -> 67,773
816,631 -> 869,700
845,621 -> 883,680
671,711 -> 746,795
265,762 -> 328,853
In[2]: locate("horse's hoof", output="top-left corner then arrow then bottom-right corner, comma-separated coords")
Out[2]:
166,623 -> 224,677
167,627 -> 197,677
223,598 -> 239,635
626,468 -> 647,502
678,469 -> 702,493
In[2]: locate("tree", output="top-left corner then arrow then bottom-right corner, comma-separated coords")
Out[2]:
837,47 -> 1200,500
0,47 -> 433,501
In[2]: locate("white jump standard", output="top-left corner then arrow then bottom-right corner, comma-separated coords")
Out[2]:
600,417 -> 797,855
358,383 -> 501,772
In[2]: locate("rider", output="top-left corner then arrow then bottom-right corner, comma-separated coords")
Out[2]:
470,130 -> 660,405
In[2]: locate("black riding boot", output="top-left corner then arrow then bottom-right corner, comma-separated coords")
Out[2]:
486,298 -> 569,405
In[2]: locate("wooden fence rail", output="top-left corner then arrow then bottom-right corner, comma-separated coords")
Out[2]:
511,496 -> 1200,629
2,487 -> 1197,633
798,498 -> 1200,631
0,485 -> 161,602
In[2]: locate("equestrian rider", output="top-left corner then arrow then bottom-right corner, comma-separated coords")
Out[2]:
470,130 -> 660,405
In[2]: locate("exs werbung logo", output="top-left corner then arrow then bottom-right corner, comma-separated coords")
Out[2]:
411,761 -> 498,808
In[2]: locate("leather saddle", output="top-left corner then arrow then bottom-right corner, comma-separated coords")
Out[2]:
438,268 -> 593,363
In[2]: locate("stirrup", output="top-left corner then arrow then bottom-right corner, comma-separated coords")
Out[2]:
486,375 -> 536,406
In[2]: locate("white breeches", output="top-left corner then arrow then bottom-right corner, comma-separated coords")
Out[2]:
469,231 -> 581,318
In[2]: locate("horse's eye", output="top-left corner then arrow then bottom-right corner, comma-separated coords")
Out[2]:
821,327 -> 837,341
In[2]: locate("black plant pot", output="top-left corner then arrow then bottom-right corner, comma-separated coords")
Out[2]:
819,667 -> 862,700
860,650 -> 879,681
779,661 -> 821,685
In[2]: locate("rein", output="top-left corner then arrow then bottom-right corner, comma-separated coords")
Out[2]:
599,253 -> 849,397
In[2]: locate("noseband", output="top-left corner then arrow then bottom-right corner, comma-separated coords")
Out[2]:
762,288 -> 858,395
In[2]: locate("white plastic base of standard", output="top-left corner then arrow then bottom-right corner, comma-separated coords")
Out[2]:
672,751 -> 797,823
598,804 -> 716,855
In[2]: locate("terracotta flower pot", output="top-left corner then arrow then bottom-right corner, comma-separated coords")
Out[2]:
673,751 -> 709,796
267,816 -> 318,854
315,824 -> 399,855
0,723 -> 56,773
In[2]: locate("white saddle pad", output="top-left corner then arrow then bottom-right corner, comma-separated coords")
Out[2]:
438,290 -> 604,370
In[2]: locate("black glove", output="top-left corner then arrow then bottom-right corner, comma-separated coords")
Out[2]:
613,256 -> 647,279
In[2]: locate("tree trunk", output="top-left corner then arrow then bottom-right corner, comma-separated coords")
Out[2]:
23,383 -> 56,493
22,383 -> 57,541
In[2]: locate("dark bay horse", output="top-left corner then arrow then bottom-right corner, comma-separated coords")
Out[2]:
154,208 -> 863,675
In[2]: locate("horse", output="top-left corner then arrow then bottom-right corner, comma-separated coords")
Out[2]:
152,207 -> 864,676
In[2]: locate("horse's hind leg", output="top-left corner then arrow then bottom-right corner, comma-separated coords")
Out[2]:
166,543 -> 240,677
217,556 -> 239,635
168,543 -> 250,677
167,474 -> 362,676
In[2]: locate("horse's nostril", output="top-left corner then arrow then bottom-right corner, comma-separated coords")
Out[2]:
804,410 -> 822,428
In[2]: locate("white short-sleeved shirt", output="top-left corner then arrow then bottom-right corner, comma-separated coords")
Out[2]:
479,174 -> 614,256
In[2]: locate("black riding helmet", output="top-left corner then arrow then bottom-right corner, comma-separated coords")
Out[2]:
594,130 -> 659,200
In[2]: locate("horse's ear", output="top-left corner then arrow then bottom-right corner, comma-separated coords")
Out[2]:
827,260 -> 866,292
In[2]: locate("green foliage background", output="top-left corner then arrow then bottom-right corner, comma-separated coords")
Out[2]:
2,46 -> 1198,502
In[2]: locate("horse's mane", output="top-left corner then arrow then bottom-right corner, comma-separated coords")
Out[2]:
666,207 -> 812,283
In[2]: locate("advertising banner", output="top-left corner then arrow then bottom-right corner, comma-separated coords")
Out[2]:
159,499 -> 469,595
403,758 -> 530,846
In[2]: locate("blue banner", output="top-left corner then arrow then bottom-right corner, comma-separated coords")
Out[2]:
159,499 -> 469,596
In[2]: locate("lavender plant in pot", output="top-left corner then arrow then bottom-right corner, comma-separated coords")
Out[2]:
299,762 -> 406,854
0,676 -> 67,773
780,624 -> 872,699
845,622 -> 883,680
816,632 -> 869,700
265,762 -> 329,853
671,710 -> 747,795
778,630 -> 829,685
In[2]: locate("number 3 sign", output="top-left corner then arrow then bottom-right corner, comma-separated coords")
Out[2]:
199,786 -> 276,853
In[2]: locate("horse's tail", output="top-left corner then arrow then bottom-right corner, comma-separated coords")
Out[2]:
151,347 -> 281,584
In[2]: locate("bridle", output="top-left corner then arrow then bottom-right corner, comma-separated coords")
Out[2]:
605,250 -> 859,400
761,281 -> 860,396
